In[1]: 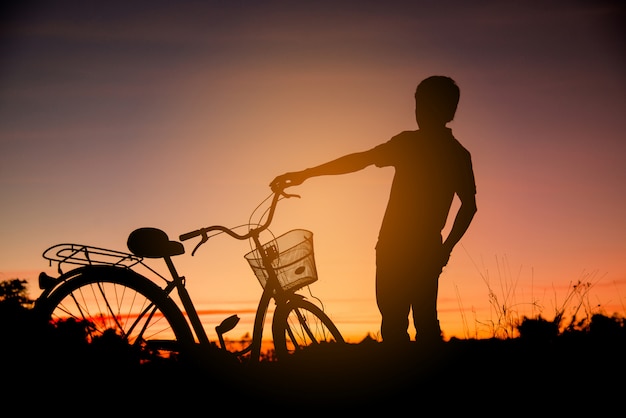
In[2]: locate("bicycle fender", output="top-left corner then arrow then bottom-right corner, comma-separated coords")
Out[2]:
35,265 -> 149,303
285,292 -> 307,303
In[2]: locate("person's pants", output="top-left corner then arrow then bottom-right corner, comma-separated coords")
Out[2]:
375,241 -> 443,346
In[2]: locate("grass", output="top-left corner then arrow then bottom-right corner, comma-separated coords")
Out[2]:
458,250 -> 619,340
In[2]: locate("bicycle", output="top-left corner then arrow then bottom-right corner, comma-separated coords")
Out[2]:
34,187 -> 345,365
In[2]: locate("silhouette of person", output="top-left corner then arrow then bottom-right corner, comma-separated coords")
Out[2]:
270,75 -> 477,350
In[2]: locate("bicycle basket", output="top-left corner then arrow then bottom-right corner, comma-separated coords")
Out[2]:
244,229 -> 317,292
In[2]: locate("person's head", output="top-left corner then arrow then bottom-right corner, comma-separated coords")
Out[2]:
414,75 -> 460,129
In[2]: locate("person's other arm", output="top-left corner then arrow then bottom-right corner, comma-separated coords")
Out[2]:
442,193 -> 477,261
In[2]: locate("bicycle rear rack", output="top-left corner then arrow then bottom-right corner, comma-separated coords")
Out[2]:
43,243 -> 144,274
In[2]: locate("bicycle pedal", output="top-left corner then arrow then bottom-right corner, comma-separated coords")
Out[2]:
216,314 -> 240,334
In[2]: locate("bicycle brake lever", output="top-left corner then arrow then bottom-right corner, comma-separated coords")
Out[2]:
191,230 -> 209,256
281,191 -> 301,199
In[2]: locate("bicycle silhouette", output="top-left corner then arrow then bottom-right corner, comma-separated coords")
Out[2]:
34,187 -> 345,364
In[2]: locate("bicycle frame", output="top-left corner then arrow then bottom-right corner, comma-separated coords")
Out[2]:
144,240 -> 285,361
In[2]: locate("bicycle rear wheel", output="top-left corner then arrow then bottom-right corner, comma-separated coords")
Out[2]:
35,266 -> 195,363
272,297 -> 345,359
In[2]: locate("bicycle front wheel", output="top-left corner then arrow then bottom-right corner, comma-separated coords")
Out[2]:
36,266 -> 195,363
272,297 -> 345,359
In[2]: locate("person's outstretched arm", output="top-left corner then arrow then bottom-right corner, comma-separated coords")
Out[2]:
270,149 -> 375,191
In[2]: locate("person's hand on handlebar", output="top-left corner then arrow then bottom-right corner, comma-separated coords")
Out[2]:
270,170 -> 307,192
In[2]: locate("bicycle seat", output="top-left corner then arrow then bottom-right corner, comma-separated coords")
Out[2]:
127,227 -> 185,258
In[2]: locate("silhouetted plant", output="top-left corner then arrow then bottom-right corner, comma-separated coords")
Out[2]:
465,256 -> 610,340
0,278 -> 37,352
553,276 -> 601,334
89,328 -> 142,367
469,255 -> 540,339
517,312 -> 626,344
588,313 -> 625,339
517,315 -> 559,342
43,317 -> 91,355
0,278 -> 33,308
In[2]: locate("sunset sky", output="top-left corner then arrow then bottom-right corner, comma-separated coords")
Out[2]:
1,1 -> 624,343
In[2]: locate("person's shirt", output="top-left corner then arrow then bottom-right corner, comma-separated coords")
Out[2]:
371,127 -> 476,246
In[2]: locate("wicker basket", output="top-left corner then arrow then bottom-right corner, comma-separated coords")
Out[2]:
244,229 -> 317,292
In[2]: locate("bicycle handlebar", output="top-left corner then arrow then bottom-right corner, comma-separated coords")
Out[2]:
179,189 -> 300,256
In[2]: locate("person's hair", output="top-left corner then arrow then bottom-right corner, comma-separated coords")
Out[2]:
415,76 -> 460,123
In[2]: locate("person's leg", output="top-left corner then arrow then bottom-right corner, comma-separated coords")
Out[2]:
376,245 -> 411,345
409,240 -> 444,349
411,272 -> 443,347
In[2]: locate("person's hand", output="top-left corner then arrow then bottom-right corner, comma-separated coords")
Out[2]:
270,171 -> 306,192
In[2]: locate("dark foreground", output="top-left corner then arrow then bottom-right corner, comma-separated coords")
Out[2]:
7,334 -> 624,415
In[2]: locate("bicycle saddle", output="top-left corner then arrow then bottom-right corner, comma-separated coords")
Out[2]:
127,227 -> 185,258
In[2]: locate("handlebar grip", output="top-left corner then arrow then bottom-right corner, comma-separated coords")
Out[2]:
179,230 -> 202,241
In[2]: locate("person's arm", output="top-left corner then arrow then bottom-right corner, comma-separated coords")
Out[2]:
270,149 -> 376,191
441,194 -> 477,263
